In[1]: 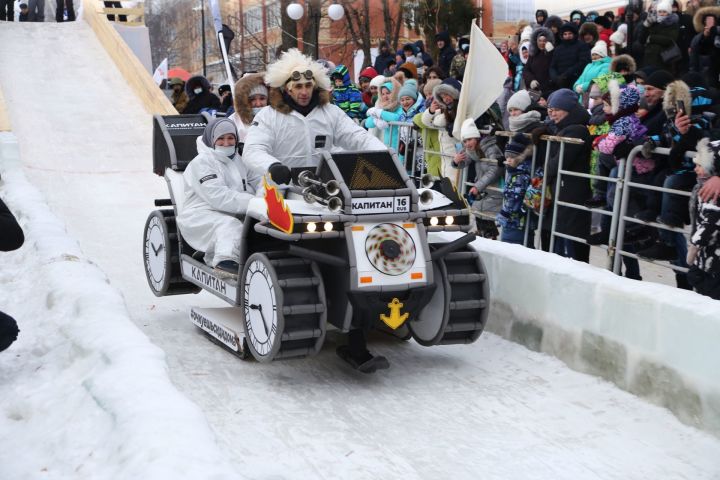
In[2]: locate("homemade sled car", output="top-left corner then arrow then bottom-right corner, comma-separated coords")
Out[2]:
143,114 -> 490,362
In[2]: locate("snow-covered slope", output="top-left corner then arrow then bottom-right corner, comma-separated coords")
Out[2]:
1,20 -> 719,480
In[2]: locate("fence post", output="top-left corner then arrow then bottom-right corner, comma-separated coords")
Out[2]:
523,147 -> 539,246
549,140 -> 566,254
605,157 -> 626,270
536,140 -> 554,244
612,146 -> 639,274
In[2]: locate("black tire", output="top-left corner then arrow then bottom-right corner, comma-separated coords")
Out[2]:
143,210 -> 201,297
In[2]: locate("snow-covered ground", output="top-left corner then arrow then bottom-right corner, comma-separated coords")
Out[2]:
1,20 -> 720,480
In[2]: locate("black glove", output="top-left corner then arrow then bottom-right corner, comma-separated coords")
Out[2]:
613,140 -> 634,160
641,139 -> 656,159
268,162 -> 291,185
531,126 -> 550,145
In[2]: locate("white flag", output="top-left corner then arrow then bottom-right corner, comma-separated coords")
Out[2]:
452,22 -> 508,139
152,58 -> 168,86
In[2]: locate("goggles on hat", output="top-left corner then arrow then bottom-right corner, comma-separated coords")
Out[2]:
288,70 -> 314,83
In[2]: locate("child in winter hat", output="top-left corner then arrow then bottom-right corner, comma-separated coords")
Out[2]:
686,137 -> 720,299
497,133 -> 535,245
506,90 -> 543,133
574,41 -> 611,94
597,81 -> 650,171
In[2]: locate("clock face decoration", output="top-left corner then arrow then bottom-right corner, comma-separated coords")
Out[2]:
242,255 -> 281,361
144,213 -> 169,295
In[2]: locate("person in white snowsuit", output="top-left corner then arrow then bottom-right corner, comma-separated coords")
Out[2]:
242,49 -> 390,373
243,48 -> 387,183
177,118 -> 261,278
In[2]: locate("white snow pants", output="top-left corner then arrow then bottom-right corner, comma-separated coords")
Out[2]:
177,211 -> 243,267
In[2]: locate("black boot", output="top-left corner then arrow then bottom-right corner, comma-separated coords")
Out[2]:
675,272 -> 692,290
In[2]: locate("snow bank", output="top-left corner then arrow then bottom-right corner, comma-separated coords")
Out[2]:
0,132 -> 240,478
435,232 -> 720,437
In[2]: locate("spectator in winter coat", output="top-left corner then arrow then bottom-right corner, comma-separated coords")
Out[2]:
497,134 -> 535,245
691,6 -> 720,89
184,76 -> 221,114
524,27 -> 555,98
507,90 -> 544,134
531,88 -> 593,262
435,31 -> 456,77
579,22 -> 600,47
675,0 -> 695,72
331,64 -> 364,121
169,77 -> 189,113
544,15 -> 564,38
450,37 -> 470,80
534,9 -> 548,28
574,41 -> 612,95
358,66 -> 378,108
414,40 -> 434,69
453,118 -> 504,239
1,197 -> 24,353
594,15 -> 614,44
413,79 -> 443,177
550,22 -> 592,90
639,0 -> 681,74
218,84 -> 233,114
230,73 -> 268,147
365,79 -> 402,149
373,41 -> 395,76
570,10 -> 585,27
687,137 -> 720,299
421,78 -> 463,187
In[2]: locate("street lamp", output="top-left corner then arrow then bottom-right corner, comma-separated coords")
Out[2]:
286,1 -> 344,60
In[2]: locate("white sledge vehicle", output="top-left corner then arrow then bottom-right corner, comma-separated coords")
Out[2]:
143,114 -> 490,363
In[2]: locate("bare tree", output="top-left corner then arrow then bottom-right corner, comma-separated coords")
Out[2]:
340,0 -> 371,68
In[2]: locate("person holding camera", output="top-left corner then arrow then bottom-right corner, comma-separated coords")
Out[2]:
1,197 -> 24,352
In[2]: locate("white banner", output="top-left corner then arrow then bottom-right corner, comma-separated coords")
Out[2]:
152,57 -> 168,86
452,22 -> 508,139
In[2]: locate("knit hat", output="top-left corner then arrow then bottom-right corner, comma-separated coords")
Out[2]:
369,75 -> 387,89
398,62 -> 418,79
695,138 -> 720,176
249,83 -> 268,98
398,79 -> 418,100
218,84 -> 231,95
460,118 -> 480,141
559,22 -> 578,37
645,70 -> 674,90
520,25 -> 533,43
265,48 -> 331,91
201,117 -> 238,148
547,88 -> 578,112
459,37 -> 470,52
507,89 -> 532,112
169,77 -> 184,86
609,23 -> 627,47
594,15 -> 612,29
359,66 -> 378,81
656,0 -> 672,13
505,133 -> 532,157
591,40 -> 608,58
423,78 -> 441,98
381,81 -> 394,93
433,77 -> 462,101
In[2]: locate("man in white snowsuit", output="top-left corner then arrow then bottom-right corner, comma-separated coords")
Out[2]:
243,48 -> 387,185
177,118 -> 261,278
242,49 -> 390,373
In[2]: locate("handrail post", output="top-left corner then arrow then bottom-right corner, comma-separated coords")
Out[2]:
613,146 -> 640,274
524,147 -> 539,247
549,140 -> 565,254
605,157 -> 626,270
536,139 -> 553,244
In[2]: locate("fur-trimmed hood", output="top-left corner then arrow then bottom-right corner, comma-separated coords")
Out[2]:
695,137 -> 720,176
579,22 -> 599,44
543,15 -> 564,32
530,27 -> 555,55
662,80 -> 693,117
268,87 -> 331,115
610,54 -> 636,74
233,73 -> 267,125
693,6 -> 720,33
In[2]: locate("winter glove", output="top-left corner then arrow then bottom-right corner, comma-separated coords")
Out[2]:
268,162 -> 291,185
687,245 -> 699,265
575,84 -> 584,94
530,80 -> 540,90
545,42 -> 554,53
641,139 -> 657,159
531,126 -> 551,145
366,107 -> 380,119
613,140 -> 634,160
643,11 -> 656,27
375,119 -> 389,130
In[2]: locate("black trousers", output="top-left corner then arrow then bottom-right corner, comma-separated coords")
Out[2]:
0,0 -> 13,21
56,0 -> 75,21
0,310 -> 19,352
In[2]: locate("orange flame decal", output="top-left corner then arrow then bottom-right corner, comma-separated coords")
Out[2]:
263,175 -> 294,234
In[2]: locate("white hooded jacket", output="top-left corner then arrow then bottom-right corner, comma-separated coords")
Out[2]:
242,90 -> 387,174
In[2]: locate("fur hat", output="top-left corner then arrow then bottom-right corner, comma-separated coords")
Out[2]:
505,133 -> 533,157
610,53 -> 636,73
547,88 -> 578,112
656,0 -> 673,13
201,118 -> 237,148
591,40 -> 608,57
398,62 -> 418,79
460,118 -> 480,141
579,22 -> 599,43
662,80 -> 693,117
398,79 -> 418,100
695,138 -> 720,176
433,77 -> 462,102
507,89 -> 532,112
423,78 -> 441,98
265,48 -> 331,91
692,6 -> 720,33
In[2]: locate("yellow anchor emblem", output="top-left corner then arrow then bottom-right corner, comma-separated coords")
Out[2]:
379,298 -> 409,330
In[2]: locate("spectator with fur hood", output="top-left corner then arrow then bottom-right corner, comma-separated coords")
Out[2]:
524,27 -> 555,98
435,31 -> 456,77
690,5 -> 720,89
550,22 -> 592,90
579,21 -> 600,47
544,15 -> 564,37
421,78 -> 463,187
183,75 -> 221,114
230,73 -> 268,146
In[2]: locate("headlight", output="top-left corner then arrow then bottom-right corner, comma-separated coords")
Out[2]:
429,217 -> 439,226
306,222 -> 317,233
445,216 -> 454,225
323,221 -> 333,232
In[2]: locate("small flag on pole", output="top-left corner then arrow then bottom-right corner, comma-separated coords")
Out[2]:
152,58 -> 168,86
452,22 -> 508,139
